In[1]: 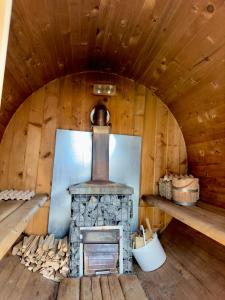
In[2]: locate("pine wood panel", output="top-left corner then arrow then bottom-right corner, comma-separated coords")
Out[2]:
0,0 -> 223,210
144,195 -> 225,246
0,72 -> 187,234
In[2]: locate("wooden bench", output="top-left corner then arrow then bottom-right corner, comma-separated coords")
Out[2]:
57,274 -> 148,300
143,195 -> 225,247
0,194 -> 48,259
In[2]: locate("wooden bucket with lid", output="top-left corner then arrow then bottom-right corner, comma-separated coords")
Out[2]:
172,177 -> 199,206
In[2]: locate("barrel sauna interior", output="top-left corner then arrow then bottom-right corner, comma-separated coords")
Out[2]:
0,0 -> 224,299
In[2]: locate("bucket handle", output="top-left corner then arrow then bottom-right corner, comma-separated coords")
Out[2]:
172,187 -> 199,193
172,179 -> 197,189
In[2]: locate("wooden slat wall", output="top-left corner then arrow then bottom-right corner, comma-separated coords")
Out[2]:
0,72 -> 187,234
0,0 -> 224,210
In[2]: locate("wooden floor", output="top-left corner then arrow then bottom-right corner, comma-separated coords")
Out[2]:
57,275 -> 147,300
136,220 -> 225,300
1,220 -> 225,299
0,255 -> 58,300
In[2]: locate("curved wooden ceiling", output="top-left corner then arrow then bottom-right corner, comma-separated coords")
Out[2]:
1,0 -> 225,206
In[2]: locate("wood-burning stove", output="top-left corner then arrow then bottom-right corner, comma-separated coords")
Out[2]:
68,105 -> 134,277
69,194 -> 133,277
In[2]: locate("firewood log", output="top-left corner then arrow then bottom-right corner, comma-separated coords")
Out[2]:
24,235 -> 39,257
38,236 -> 44,248
43,234 -> 54,251
14,234 -> 69,282
12,241 -> 23,255
22,235 -> 35,252
62,237 -> 68,253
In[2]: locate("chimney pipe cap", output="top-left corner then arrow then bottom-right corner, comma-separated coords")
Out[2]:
91,104 -> 110,126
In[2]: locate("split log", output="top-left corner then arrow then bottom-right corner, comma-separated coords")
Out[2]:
12,241 -> 23,255
12,234 -> 70,282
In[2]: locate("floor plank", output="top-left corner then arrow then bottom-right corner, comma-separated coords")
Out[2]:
119,274 -> 148,300
100,276 -> 111,300
0,255 -> 18,291
0,260 -> 25,299
92,276 -> 102,300
136,219 -> 225,300
9,265 -> 34,300
19,268 -> 58,300
80,276 -> 92,300
1,223 -> 224,300
108,275 -> 125,300
57,278 -> 80,300
0,256 -> 58,300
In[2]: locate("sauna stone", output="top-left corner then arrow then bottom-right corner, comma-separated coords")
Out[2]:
69,194 -> 133,277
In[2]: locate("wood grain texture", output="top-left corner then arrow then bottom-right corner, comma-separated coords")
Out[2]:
143,195 -> 225,246
1,0 -> 223,209
1,226 -> 225,300
136,219 -> 225,300
119,274 -> 148,300
92,276 -> 102,300
0,258 -> 147,300
108,275 -> 125,300
80,277 -> 92,300
0,194 -> 48,260
0,200 -> 24,222
0,256 -> 58,300
100,276 -> 111,300
57,278 -> 80,300
0,72 -> 187,234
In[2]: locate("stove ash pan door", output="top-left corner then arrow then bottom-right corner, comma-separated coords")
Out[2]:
84,244 -> 119,276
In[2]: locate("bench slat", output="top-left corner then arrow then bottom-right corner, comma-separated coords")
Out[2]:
0,194 -> 48,259
0,201 -> 24,222
143,195 -> 225,246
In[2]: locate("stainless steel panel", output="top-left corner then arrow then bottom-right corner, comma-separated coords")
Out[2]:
109,134 -> 141,231
48,129 -> 141,237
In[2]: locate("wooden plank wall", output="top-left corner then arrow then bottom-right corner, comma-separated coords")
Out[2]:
0,72 -> 187,234
1,0 -> 224,210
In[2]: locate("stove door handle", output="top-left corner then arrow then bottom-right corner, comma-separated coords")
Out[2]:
95,270 -> 111,275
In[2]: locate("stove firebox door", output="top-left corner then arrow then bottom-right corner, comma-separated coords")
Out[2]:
84,244 -> 119,275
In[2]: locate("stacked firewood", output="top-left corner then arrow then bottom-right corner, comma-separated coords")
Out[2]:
159,174 -> 194,200
132,218 -> 154,249
0,189 -> 35,201
12,234 -> 69,282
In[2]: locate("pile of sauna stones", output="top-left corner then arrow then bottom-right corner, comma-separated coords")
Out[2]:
69,194 -> 133,276
71,195 -> 131,227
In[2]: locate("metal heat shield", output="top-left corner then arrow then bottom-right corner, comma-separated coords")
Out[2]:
48,129 -> 142,237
